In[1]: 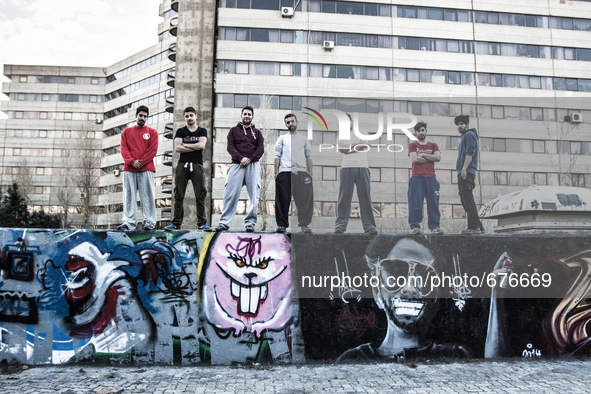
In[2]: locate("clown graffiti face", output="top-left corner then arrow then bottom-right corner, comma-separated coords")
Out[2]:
63,242 -> 128,326
203,233 -> 292,338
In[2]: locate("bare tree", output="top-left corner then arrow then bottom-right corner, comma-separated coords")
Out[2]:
56,126 -> 101,228
544,120 -> 580,187
10,158 -> 34,201
101,182 -> 123,230
56,148 -> 75,228
73,129 -> 101,228
254,94 -> 279,231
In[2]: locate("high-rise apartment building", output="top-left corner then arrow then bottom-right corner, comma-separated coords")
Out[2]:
1,0 -> 590,232
0,1 -> 178,228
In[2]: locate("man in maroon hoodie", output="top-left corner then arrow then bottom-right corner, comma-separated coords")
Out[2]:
215,106 -> 264,232
118,105 -> 159,230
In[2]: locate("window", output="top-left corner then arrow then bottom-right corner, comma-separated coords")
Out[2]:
336,1 -> 363,15
251,0 -> 279,10
280,30 -> 294,43
494,172 -> 508,185
19,76 -> 27,83
493,139 -> 506,152
280,63 -> 293,76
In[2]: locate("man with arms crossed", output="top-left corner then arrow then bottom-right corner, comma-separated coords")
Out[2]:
118,105 -> 158,230
274,113 -> 314,234
408,121 -> 442,234
455,115 -> 484,234
165,107 -> 211,231
215,106 -> 264,232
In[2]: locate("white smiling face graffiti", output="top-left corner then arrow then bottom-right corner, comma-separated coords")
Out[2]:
369,238 -> 439,333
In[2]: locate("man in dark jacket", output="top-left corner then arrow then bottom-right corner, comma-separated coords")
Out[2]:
215,106 -> 264,232
455,115 -> 484,234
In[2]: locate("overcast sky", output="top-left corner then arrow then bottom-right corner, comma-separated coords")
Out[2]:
0,0 -> 162,118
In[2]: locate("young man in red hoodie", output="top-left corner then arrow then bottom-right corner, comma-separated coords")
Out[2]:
118,105 -> 159,230
215,106 -> 264,232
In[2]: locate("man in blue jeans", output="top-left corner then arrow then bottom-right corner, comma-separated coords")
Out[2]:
408,121 -> 442,234
455,115 -> 484,234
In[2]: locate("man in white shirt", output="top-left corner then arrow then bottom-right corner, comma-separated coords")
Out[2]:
274,113 -> 314,233
335,114 -> 377,234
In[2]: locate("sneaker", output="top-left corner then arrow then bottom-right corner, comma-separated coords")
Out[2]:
117,223 -> 132,231
215,224 -> 229,232
165,224 -> 179,231
411,228 -> 421,235
301,226 -> 312,234
245,224 -> 255,232
143,223 -> 154,231
366,228 -> 378,235
334,228 -> 345,234
276,226 -> 286,233
198,225 -> 212,232
461,227 -> 484,235
431,227 -> 444,234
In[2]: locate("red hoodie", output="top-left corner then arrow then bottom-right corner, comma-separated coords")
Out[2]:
227,122 -> 265,164
120,125 -> 159,172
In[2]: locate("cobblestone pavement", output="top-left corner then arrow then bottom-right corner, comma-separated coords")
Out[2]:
2,359 -> 591,394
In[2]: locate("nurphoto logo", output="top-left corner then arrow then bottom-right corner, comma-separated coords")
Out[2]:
301,108 -> 418,153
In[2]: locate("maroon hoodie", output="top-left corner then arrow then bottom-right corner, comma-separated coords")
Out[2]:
227,122 -> 265,164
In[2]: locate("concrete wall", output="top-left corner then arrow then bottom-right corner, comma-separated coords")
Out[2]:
1,229 -> 590,365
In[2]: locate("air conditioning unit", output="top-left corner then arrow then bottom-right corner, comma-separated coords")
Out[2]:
281,7 -> 294,17
571,113 -> 583,123
323,40 -> 335,50
113,169 -> 121,177
80,193 -> 87,199
95,118 -> 103,124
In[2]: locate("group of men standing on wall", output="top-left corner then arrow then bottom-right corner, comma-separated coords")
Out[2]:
117,105 -> 484,235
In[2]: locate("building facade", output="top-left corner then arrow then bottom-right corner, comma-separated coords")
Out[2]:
1,0 -> 591,232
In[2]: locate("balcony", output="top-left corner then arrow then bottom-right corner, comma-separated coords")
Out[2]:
168,42 -> 176,62
170,16 -> 178,37
171,0 -> 178,12
165,96 -> 174,113
167,69 -> 175,88
162,178 -> 173,194
163,150 -> 173,166
160,207 -> 172,220
164,123 -> 174,139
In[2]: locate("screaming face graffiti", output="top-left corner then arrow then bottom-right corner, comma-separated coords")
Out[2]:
203,233 -> 292,338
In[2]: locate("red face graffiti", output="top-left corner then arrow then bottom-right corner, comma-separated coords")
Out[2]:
64,255 -> 97,305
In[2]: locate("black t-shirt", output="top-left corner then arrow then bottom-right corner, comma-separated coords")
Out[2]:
174,126 -> 208,164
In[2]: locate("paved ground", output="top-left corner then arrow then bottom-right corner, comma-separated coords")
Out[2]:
2,359 -> 591,394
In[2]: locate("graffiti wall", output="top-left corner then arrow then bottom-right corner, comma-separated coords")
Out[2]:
1,230 -> 590,364
0,229 -> 302,365
292,233 -> 591,361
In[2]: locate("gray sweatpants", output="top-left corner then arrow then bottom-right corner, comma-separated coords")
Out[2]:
335,167 -> 376,232
219,162 -> 261,228
122,171 -> 156,228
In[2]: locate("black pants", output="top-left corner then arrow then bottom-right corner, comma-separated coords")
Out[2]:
275,171 -> 314,228
458,173 -> 483,230
172,162 -> 207,227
